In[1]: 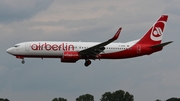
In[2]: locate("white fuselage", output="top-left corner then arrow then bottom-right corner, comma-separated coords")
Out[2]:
7,40 -> 138,58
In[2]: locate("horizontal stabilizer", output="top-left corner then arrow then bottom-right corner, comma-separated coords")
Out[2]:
150,41 -> 173,49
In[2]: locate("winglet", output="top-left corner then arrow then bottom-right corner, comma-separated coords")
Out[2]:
111,27 -> 122,40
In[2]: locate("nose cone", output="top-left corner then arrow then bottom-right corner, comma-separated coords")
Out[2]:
6,47 -> 13,54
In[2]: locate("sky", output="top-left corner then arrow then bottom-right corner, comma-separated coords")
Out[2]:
0,0 -> 180,101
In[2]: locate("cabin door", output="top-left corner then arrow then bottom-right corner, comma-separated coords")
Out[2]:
137,45 -> 141,54
25,43 -> 30,51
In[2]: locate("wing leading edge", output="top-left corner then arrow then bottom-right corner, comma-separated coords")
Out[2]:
79,27 -> 122,58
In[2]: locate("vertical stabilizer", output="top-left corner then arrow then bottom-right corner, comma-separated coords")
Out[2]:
137,15 -> 168,45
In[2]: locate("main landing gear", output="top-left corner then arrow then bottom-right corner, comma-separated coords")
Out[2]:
84,59 -> 91,67
21,59 -> 25,64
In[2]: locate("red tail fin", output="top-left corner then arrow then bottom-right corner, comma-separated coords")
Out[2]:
137,15 -> 168,45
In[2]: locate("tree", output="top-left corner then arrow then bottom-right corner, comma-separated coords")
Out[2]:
113,90 -> 125,101
0,99 -> 9,101
76,94 -> 94,101
4,99 -> 9,101
166,97 -> 180,101
52,97 -> 67,101
123,91 -> 134,101
100,90 -> 133,101
100,92 -> 113,101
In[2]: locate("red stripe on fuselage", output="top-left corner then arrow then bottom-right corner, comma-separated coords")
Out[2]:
100,45 -> 162,59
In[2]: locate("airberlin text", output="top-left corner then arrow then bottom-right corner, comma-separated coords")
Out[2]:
31,43 -> 74,51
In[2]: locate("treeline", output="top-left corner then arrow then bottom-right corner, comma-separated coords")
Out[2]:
1,89 -> 179,101
52,89 -> 180,101
52,90 -> 133,101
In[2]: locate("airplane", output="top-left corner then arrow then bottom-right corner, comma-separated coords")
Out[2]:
6,15 -> 172,67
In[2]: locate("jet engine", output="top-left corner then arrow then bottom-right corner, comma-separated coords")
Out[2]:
61,51 -> 80,63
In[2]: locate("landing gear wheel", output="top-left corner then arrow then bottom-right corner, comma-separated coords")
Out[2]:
21,59 -> 25,64
84,60 -> 91,67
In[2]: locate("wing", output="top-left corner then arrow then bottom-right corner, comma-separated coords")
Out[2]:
79,27 -> 122,59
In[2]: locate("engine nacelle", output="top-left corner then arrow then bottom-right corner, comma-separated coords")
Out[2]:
61,51 -> 80,63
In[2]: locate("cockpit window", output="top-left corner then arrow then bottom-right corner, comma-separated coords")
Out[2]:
14,45 -> 20,47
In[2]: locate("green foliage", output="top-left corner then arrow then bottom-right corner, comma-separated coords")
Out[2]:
100,92 -> 113,101
52,97 -> 67,101
4,99 -> 9,101
166,97 -> 180,101
100,90 -> 133,101
0,99 -> 9,101
76,94 -> 94,101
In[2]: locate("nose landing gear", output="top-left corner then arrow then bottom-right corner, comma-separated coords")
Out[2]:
84,59 -> 91,67
16,56 -> 25,64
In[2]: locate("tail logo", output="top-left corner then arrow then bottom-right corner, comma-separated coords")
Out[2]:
150,21 -> 165,41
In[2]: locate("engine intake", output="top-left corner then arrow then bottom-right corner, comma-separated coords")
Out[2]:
61,51 -> 80,63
